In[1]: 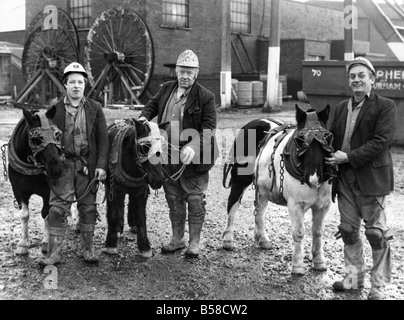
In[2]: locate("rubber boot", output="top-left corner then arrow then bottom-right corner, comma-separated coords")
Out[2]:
368,246 -> 391,300
333,240 -> 365,291
80,224 -> 99,263
39,227 -> 66,266
184,222 -> 203,258
161,220 -> 186,253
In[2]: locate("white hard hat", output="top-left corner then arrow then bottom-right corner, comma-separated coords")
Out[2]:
176,49 -> 199,68
347,57 -> 376,76
63,62 -> 88,78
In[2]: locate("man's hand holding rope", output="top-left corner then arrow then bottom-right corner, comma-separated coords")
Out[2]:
95,168 -> 107,181
180,146 -> 195,165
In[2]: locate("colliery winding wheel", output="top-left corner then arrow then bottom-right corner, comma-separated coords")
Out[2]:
84,7 -> 154,106
18,7 -> 79,106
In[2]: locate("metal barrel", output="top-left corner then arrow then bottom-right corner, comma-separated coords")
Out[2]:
237,81 -> 252,106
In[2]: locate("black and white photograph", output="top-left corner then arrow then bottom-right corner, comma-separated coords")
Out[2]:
0,0 -> 403,306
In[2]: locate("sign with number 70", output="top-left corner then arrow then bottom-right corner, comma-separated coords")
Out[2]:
312,69 -> 322,77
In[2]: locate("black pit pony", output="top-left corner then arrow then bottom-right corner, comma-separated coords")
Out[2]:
103,119 -> 164,258
222,105 -> 336,275
8,108 -> 64,255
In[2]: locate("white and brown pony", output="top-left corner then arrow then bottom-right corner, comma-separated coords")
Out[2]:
222,105 -> 335,275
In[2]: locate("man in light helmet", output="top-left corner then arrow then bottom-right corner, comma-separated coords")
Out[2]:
326,57 -> 396,300
39,62 -> 108,266
138,49 -> 218,258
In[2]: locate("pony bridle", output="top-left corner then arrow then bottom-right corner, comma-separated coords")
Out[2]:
27,112 -> 65,168
294,111 -> 334,157
136,121 -> 165,164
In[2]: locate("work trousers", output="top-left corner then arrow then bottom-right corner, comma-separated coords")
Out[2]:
163,170 -> 209,225
337,167 -> 392,289
48,158 -> 98,230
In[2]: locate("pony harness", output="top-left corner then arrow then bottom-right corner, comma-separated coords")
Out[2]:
28,112 -> 63,166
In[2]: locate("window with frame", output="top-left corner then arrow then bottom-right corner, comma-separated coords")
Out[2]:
307,54 -> 325,61
162,0 -> 189,28
67,0 -> 92,29
231,0 -> 251,34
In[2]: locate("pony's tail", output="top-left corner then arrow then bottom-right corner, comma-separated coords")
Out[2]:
222,163 -> 233,189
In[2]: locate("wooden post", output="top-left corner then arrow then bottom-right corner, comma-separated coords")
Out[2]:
263,0 -> 281,113
221,0 -> 232,110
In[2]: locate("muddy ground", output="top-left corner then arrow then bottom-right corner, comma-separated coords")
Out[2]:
0,101 -> 403,303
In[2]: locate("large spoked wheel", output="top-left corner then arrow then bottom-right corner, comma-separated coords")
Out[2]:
25,7 -> 80,52
84,7 -> 154,105
19,7 -> 79,106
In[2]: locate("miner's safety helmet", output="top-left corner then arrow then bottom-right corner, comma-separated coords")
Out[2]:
176,49 -> 199,68
347,57 -> 376,76
63,62 -> 88,79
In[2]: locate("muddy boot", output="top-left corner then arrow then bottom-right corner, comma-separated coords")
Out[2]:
80,224 -> 99,263
129,225 -> 137,234
39,227 -> 66,266
161,220 -> 186,253
184,222 -> 203,258
367,246 -> 391,300
333,241 -> 366,291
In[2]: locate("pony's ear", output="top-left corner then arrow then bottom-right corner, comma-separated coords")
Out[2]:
159,121 -> 170,131
295,104 -> 306,126
45,105 -> 57,119
22,108 -> 35,126
317,105 -> 330,123
134,119 -> 144,132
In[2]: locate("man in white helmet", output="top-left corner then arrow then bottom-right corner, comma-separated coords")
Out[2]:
39,62 -> 108,266
326,57 -> 396,300
138,49 -> 219,258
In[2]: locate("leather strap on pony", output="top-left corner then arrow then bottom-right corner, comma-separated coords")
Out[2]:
283,111 -> 336,186
108,124 -> 145,193
28,113 -> 63,165
8,118 -> 44,175
253,125 -> 294,211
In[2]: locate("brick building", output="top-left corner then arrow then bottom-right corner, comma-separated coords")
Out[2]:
0,0 -> 400,104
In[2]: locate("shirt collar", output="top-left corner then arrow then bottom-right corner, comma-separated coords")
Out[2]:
351,91 -> 371,103
175,85 -> 192,98
64,95 -> 86,107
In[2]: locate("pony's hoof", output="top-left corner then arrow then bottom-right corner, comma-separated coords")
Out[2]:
258,240 -> 272,250
291,265 -> 306,275
129,226 -> 137,234
15,246 -> 29,255
102,247 -> 118,255
223,240 -> 235,251
161,241 -> 186,254
313,263 -> 327,272
81,251 -> 99,264
74,222 -> 80,234
140,250 -> 152,258
184,247 -> 200,258
41,243 -> 48,254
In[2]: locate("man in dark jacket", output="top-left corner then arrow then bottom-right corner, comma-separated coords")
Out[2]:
138,49 -> 218,258
326,57 -> 396,300
39,62 -> 108,266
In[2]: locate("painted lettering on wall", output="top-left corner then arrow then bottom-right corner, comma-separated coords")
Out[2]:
374,69 -> 404,91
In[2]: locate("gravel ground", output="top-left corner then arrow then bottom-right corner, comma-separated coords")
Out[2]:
0,101 -> 403,302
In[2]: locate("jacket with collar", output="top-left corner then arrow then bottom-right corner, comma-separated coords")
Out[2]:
329,91 -> 396,195
46,97 -> 109,178
140,80 -> 219,176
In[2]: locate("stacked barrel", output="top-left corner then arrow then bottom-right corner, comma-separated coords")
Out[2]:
232,80 -> 264,107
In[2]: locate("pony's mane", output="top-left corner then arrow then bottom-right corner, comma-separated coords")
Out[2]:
13,119 -> 33,161
120,123 -> 149,178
